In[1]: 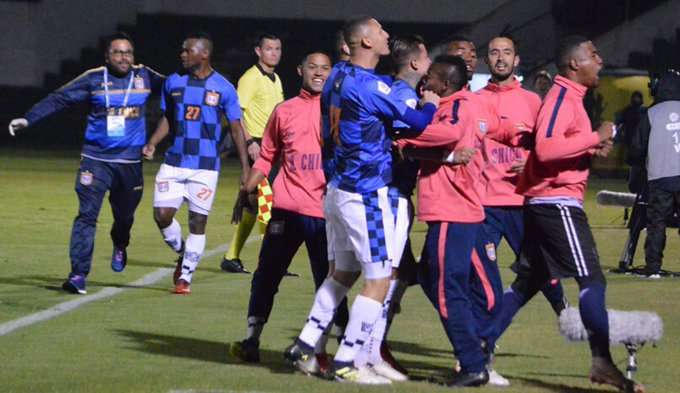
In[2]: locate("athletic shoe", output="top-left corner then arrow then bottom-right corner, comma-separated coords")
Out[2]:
62,274 -> 87,295
173,279 -> 191,295
446,369 -> 489,387
487,367 -> 510,387
295,353 -> 323,376
283,339 -> 314,365
315,353 -> 331,375
590,356 -> 645,393
371,359 -> 408,381
230,337 -> 260,362
111,246 -> 127,272
380,342 -> 409,376
173,255 -> 183,285
220,257 -> 250,273
335,365 -> 392,385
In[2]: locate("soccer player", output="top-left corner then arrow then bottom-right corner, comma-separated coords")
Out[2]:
469,35 -> 568,386
284,16 -> 439,384
353,35 -> 431,381
142,32 -> 249,295
8,32 -> 164,294
499,36 -> 645,393
221,33 -> 284,274
229,51 -> 340,372
396,55 -> 522,387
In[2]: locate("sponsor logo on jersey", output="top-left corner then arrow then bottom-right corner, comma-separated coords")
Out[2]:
377,80 -> 391,95
478,120 -> 488,133
204,91 -> 220,106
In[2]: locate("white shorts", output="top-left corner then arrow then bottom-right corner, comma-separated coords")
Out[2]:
325,185 -> 395,279
153,164 -> 218,216
391,191 -> 412,269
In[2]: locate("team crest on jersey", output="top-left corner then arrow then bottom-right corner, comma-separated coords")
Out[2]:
80,170 -> 93,186
405,98 -> 417,109
485,243 -> 497,262
376,80 -> 391,95
134,75 -> 145,89
204,91 -> 221,106
157,181 -> 169,192
478,120 -> 488,134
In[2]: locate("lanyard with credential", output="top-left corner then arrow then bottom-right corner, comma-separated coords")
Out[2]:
103,68 -> 134,109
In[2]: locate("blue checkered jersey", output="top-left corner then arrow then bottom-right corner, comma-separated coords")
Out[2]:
24,65 -> 164,162
389,79 -> 421,197
161,70 -> 241,171
321,62 -> 435,193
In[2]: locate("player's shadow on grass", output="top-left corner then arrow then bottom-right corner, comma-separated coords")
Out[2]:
9,274 -> 169,293
509,375 -> 613,393
130,259 -> 225,275
115,329 -> 294,374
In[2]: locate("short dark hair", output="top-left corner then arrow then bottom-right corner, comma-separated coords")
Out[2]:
185,31 -> 214,54
255,33 -> 280,48
489,33 -> 518,54
106,32 -> 134,51
390,35 -> 426,70
301,50 -> 331,65
556,35 -> 589,71
446,35 -> 473,45
342,15 -> 374,47
433,55 -> 469,88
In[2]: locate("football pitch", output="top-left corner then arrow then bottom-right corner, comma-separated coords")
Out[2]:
1,149 -> 678,393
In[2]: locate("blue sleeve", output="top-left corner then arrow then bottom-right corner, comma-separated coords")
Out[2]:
145,66 -> 166,95
24,73 -> 90,126
221,83 -> 242,121
160,79 -> 171,113
365,78 -> 435,132
401,103 -> 436,133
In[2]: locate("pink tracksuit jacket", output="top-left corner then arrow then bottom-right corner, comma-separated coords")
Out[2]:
398,90 -> 520,223
478,78 -> 542,206
252,89 -> 325,218
517,75 -> 601,201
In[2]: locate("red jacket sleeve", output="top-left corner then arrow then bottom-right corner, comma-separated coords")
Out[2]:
534,99 -> 600,162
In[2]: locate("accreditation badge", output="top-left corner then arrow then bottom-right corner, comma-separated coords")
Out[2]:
106,115 -> 126,137
134,75 -> 145,89
485,242 -> 497,262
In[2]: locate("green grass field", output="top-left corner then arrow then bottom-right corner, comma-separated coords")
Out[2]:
1,149 -> 678,393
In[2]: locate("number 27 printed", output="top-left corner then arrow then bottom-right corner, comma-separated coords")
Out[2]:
197,187 -> 213,201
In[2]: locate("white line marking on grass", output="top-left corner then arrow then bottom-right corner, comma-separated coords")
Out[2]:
0,235 -> 260,337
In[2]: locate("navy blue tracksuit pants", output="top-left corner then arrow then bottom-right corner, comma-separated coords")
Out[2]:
469,207 -> 523,348
70,157 -> 143,277
248,208 -> 348,327
419,221 -> 486,373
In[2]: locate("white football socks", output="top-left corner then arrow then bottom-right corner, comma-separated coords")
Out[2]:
161,219 -> 183,253
179,233 -> 205,283
334,294 -> 383,365
298,277 -> 348,347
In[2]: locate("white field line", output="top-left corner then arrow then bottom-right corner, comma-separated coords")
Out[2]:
0,236 -> 260,337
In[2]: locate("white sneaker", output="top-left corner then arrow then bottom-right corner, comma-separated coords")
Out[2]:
295,355 -> 320,375
371,360 -> 408,381
488,368 -> 510,387
335,365 -> 392,385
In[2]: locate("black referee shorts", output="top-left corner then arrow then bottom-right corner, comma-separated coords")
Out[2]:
516,203 -> 604,282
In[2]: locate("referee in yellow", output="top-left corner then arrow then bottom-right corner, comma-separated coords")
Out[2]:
222,33 -> 284,273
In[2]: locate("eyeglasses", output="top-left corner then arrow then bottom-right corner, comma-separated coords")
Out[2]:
110,50 -> 134,57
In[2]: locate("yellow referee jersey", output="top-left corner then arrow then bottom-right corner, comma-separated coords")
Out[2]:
237,64 -> 284,138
